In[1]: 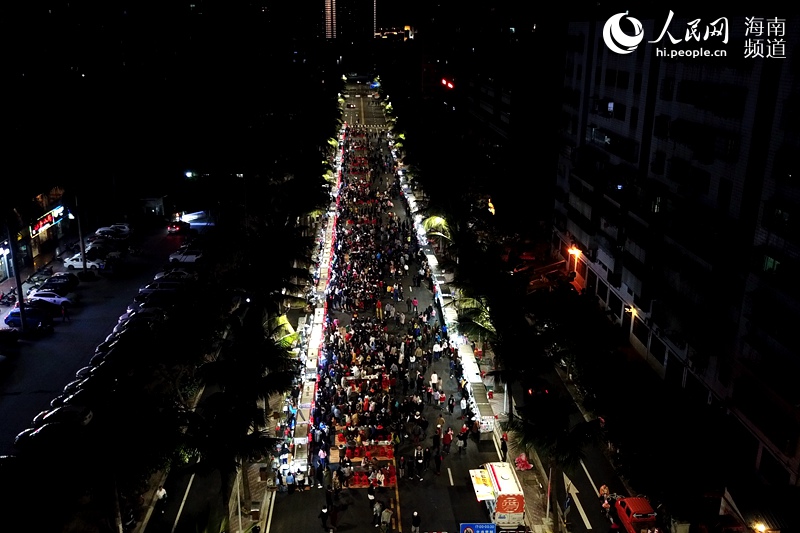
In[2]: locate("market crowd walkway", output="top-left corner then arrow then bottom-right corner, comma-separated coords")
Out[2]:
257,121 -> 554,533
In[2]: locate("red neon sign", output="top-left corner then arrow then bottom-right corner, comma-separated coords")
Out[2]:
30,206 -> 65,238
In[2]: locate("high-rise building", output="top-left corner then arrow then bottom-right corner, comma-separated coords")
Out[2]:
324,0 -> 337,39
555,12 -> 800,485
325,0 -> 375,41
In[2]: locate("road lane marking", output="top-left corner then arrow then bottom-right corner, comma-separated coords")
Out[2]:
563,472 -> 592,529
580,459 -> 599,496
172,460 -> 199,533
265,489 -> 276,533
448,467 -> 454,485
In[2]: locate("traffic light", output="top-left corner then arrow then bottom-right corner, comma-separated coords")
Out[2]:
441,78 -> 454,89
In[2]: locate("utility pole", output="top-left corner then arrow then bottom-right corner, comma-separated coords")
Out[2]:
75,195 -> 88,271
6,222 -> 27,333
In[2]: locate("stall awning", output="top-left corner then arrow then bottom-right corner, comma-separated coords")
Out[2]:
470,469 -> 496,502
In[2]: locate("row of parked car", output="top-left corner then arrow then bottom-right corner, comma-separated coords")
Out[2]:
3,272 -> 81,329
2,223 -> 136,331
65,222 -> 135,267
13,262 -> 202,451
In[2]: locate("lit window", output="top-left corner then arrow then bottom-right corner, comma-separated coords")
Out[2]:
763,255 -> 780,273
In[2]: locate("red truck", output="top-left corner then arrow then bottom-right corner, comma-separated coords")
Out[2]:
615,497 -> 658,533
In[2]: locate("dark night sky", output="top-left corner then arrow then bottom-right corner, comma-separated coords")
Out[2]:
7,0 -> 798,208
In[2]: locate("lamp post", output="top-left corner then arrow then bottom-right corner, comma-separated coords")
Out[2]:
4,224 -> 27,331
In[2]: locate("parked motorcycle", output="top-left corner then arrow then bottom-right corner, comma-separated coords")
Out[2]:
0,288 -> 17,306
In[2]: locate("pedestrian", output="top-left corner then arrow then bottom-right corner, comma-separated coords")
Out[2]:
61,304 -> 70,323
443,428 -> 453,454
501,433 -> 509,462
460,396 -> 467,419
411,511 -> 422,533
372,499 -> 384,527
414,445 -> 424,480
319,505 -> 330,529
448,396 -> 455,415
286,470 -> 296,494
155,486 -> 167,513
412,297 -> 418,314
326,486 -> 334,508
458,428 -> 469,454
406,297 -> 412,312
368,483 -> 376,507
381,506 -> 393,532
434,450 -> 443,475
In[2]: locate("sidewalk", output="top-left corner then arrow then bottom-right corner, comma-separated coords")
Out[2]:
0,249 -> 60,299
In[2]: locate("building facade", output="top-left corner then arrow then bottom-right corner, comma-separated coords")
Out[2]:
555,13 -> 800,485
325,0 -> 376,41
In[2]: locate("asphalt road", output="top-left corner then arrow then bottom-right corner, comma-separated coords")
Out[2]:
0,229 -> 191,456
343,82 -> 385,126
267,80 -> 501,533
526,371 -> 628,533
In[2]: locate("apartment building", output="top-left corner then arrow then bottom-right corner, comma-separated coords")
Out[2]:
555,13 -> 800,485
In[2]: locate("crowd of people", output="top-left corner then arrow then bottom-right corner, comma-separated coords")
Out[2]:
276,125 -> 482,529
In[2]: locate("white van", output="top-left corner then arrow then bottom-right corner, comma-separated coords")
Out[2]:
470,462 -> 526,529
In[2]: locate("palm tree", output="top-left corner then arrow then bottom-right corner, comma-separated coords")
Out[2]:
505,392 -> 605,472
439,201 -> 550,416
189,303 -> 298,522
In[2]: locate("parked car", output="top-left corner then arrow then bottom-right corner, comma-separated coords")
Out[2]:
84,245 -> 112,261
109,223 -> 132,235
34,281 -> 75,297
138,280 -> 190,296
28,290 -> 78,308
169,249 -> 203,263
112,313 -> 164,334
133,288 -> 186,305
4,307 -> 54,329
85,233 -> 108,244
118,307 -> 169,324
167,221 -> 191,234
103,320 -> 157,343
94,331 -> 154,360
42,272 -> 80,291
75,366 -> 93,379
95,227 -> 128,240
20,300 -> 62,317
63,253 -> 104,270
32,405 -> 93,427
14,422 -> 85,452
63,387 -> 111,408
154,268 -> 198,281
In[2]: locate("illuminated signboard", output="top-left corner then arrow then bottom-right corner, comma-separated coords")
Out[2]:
30,206 -> 65,238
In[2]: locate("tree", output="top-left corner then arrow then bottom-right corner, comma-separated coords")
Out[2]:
188,303 -> 297,521
505,393 -> 605,471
